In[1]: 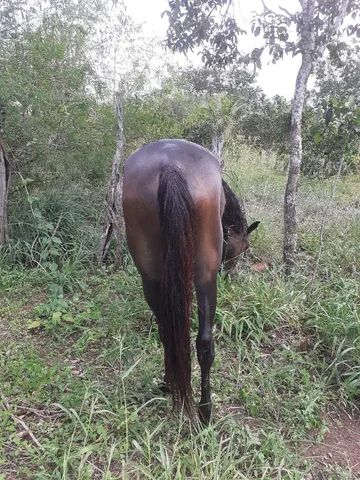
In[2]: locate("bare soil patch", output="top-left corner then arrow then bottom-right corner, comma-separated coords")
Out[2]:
306,407 -> 360,475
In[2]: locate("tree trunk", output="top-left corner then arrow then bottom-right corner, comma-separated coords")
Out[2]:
283,55 -> 313,270
98,91 -> 125,266
283,0 -> 350,272
283,0 -> 316,272
0,141 -> 10,247
211,133 -> 224,166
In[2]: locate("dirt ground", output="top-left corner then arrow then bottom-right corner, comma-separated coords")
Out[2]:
306,407 -> 360,476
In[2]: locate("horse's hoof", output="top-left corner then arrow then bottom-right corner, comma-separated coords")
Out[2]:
198,404 -> 212,426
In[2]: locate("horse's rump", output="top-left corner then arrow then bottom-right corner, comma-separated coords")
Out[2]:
123,139 -> 224,416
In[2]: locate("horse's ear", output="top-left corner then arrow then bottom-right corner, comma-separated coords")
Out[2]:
247,221 -> 260,235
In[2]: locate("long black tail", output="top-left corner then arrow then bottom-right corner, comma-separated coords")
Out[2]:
157,164 -> 194,414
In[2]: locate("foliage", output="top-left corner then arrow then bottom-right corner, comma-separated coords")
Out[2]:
165,0 -> 244,67
0,21 -> 116,176
166,0 -> 360,67
0,0 -> 173,267
173,65 -> 260,96
240,95 -> 290,156
0,1 -> 117,266
124,92 -> 187,151
124,65 -> 289,156
303,45 -> 360,177
166,0 -> 360,269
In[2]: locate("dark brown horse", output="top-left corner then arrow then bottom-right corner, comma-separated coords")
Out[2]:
122,139 -> 259,424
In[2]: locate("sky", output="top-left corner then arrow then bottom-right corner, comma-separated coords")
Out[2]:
124,0 -> 306,99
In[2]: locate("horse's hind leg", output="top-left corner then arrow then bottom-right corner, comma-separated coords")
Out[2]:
195,271 -> 218,425
194,197 -> 223,424
141,274 -> 172,392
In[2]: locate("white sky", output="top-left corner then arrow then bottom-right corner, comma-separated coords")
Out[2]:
124,0 -> 307,99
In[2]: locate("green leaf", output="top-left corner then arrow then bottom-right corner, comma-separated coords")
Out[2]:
314,132 -> 323,144
52,311 -> 62,323
40,251 -> 49,260
28,319 -> 43,330
49,263 -> 58,272
63,314 -> 75,323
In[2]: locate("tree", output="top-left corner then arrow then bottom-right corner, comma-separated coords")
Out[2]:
0,0 -> 118,261
240,95 -> 290,157
98,91 -> 125,266
123,64 -> 266,165
174,65 -> 265,161
165,0 -> 360,271
165,0 -> 245,68
303,44 -> 360,177
274,0 -> 353,271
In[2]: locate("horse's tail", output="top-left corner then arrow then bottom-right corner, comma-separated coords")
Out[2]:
157,164 -> 194,414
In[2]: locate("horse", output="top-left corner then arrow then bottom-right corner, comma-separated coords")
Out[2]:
122,139 -> 259,424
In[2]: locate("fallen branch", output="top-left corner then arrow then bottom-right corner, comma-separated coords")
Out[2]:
0,389 -> 42,449
15,404 -> 63,420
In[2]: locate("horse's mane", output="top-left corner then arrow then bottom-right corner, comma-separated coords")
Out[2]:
221,179 -> 247,234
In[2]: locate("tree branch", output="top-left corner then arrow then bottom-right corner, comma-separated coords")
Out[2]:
328,0 -> 350,36
278,6 -> 295,18
0,390 -> 42,449
318,0 -> 350,55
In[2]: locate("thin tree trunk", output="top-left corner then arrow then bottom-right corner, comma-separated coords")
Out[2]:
283,0 -> 350,272
98,91 -> 125,266
211,133 -> 224,166
283,51 -> 313,270
283,0 -> 316,271
0,141 -> 10,247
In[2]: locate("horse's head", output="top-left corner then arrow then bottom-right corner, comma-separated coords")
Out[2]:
223,220 -> 260,271
221,180 -> 260,271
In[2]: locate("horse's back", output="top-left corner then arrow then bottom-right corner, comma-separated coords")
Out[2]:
123,139 -> 222,200
123,139 -> 224,280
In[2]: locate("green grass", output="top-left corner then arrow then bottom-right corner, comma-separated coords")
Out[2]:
0,143 -> 359,479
